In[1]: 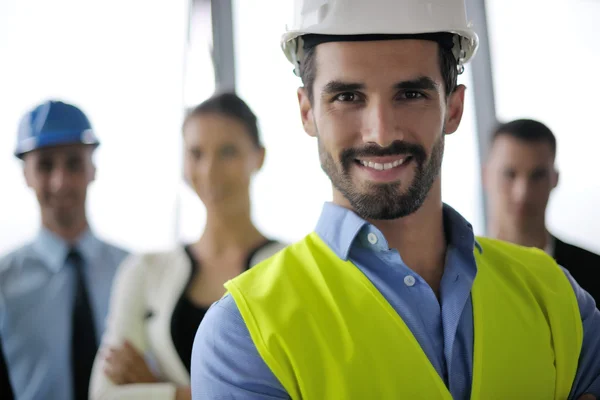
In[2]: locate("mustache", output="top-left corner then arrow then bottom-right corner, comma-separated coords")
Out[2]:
340,141 -> 427,169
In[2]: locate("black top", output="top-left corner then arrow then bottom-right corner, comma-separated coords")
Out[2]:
170,240 -> 274,373
553,236 -> 600,306
0,336 -> 14,400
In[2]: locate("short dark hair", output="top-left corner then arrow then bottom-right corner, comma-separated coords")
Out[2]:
298,41 -> 458,101
183,92 -> 262,148
492,119 -> 557,156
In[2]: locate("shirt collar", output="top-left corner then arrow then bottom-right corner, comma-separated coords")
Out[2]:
315,202 -> 369,261
314,202 -> 481,261
443,204 -> 483,255
32,227 -> 102,273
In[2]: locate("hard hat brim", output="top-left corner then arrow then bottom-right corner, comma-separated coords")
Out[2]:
281,29 -> 479,69
15,129 -> 100,158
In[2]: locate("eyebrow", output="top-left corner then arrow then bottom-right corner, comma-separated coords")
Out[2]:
394,76 -> 440,92
322,81 -> 364,95
531,166 -> 550,174
321,76 -> 440,95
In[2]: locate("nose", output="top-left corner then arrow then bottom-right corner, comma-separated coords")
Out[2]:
198,155 -> 220,183
361,99 -> 403,147
49,166 -> 69,193
511,178 -> 531,205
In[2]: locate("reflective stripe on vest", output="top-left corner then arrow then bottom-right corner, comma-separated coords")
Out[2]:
226,233 -> 582,399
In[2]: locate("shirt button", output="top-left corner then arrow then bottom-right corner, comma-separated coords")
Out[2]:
404,275 -> 416,287
367,233 -> 378,245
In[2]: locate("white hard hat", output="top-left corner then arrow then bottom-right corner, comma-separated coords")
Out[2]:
281,0 -> 479,75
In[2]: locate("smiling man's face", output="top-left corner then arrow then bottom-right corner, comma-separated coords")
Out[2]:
298,38 -> 465,220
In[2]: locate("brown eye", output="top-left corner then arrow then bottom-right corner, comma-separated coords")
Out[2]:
37,159 -> 53,173
531,169 -> 548,181
402,91 -> 424,100
189,149 -> 202,160
220,145 -> 238,158
66,157 -> 83,172
503,170 -> 516,180
335,93 -> 359,102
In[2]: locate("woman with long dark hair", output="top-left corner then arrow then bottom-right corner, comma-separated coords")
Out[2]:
90,92 -> 285,400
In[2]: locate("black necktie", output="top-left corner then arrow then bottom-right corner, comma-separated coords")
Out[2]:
67,249 -> 98,400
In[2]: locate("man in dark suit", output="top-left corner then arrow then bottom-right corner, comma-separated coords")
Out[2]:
483,119 -> 600,304
553,237 -> 600,303
0,338 -> 14,400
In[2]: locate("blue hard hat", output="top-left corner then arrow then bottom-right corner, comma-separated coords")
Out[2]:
15,100 -> 100,158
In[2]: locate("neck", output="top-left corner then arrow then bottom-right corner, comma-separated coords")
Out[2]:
488,216 -> 548,250
196,206 -> 265,256
42,216 -> 89,244
337,181 -> 447,293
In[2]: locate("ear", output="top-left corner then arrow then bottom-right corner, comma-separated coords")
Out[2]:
298,87 -> 317,137
444,84 -> 466,135
255,146 -> 266,171
23,160 -> 34,188
552,168 -> 559,189
88,151 -> 97,183
90,164 -> 97,183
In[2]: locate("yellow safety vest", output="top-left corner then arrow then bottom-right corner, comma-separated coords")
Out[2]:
226,233 -> 583,399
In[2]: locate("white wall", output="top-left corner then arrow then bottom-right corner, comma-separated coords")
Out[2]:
0,0 -> 487,255
487,0 -> 600,253
232,0 -> 485,242
176,0 -> 217,245
0,0 -> 188,254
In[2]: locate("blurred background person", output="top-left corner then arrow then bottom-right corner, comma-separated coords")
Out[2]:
0,100 -> 129,400
89,92 -> 286,400
483,118 -> 599,304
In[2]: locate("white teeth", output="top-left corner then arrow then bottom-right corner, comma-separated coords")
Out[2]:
359,159 -> 405,170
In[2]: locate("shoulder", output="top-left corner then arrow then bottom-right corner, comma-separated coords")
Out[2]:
203,294 -> 244,323
193,294 -> 249,355
246,236 -> 317,272
554,238 -> 600,303
476,236 -> 555,266
192,293 -> 288,398
98,240 -> 129,263
122,246 -> 188,271
249,240 -> 289,266
0,243 -> 33,266
555,238 -> 600,263
113,246 -> 190,286
476,235 -> 534,253
0,243 -> 44,305
0,242 -> 36,271
475,236 -> 571,287
193,293 -> 258,362
233,235 -> 326,295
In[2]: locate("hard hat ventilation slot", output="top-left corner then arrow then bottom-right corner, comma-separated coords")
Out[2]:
455,36 -> 467,75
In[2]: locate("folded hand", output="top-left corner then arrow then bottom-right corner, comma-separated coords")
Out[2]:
103,340 -> 157,385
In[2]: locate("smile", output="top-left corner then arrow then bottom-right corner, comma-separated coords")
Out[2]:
356,157 -> 411,171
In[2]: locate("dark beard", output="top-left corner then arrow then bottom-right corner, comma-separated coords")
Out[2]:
320,135 -> 445,220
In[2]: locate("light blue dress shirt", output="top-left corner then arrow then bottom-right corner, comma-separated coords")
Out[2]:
0,228 -> 128,400
191,202 -> 600,399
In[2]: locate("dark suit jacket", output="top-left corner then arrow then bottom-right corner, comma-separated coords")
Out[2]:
553,237 -> 600,306
0,337 -> 14,400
